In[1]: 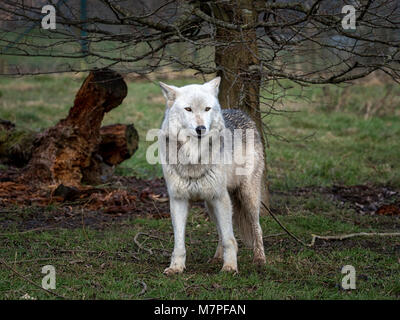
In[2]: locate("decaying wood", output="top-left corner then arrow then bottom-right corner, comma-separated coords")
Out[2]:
0,123 -> 138,171
12,68 -> 134,187
98,124 -> 139,166
82,123 -> 139,184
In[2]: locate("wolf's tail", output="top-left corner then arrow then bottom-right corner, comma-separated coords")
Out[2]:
232,200 -> 255,248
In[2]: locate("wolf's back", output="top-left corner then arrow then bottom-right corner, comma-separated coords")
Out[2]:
222,109 -> 262,144
222,109 -> 258,131
222,108 -> 264,165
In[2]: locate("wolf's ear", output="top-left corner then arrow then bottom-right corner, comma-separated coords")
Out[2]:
159,82 -> 178,107
204,77 -> 221,97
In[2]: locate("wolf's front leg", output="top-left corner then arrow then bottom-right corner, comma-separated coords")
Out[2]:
209,192 -> 238,273
164,197 -> 189,275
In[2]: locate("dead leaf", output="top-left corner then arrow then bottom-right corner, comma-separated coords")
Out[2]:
376,204 -> 400,216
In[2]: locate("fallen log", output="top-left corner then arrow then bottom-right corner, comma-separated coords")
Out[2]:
0,122 -> 138,169
0,69 -> 139,186
98,123 -> 139,166
82,123 -> 139,184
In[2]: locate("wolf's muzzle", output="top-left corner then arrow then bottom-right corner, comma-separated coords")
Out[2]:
195,125 -> 206,138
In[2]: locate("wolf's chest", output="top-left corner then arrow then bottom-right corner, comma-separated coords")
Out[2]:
164,164 -> 226,200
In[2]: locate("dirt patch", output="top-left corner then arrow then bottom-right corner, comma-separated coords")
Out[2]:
0,167 -> 170,231
272,184 -> 400,216
329,185 -> 400,216
2,165 -> 399,234
312,237 -> 400,256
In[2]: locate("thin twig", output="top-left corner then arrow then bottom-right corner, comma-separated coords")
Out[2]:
310,232 -> 400,247
10,257 -> 66,264
0,227 -> 58,237
261,201 -> 311,247
0,258 -> 66,299
262,201 -> 400,247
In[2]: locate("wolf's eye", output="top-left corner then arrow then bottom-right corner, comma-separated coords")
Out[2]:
184,107 -> 192,112
205,107 -> 211,112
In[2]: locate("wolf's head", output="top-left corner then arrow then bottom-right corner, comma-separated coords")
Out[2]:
159,77 -> 225,139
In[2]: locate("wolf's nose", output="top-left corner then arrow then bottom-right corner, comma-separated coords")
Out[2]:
195,125 -> 206,136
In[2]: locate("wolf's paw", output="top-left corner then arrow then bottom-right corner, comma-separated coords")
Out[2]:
253,255 -> 266,266
163,266 -> 184,276
221,264 -> 238,273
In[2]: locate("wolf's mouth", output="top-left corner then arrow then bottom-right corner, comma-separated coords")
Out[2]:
197,132 -> 208,139
195,125 -> 207,139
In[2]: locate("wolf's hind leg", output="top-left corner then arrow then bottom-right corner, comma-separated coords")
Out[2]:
205,201 -> 223,261
207,192 -> 238,273
239,183 -> 266,265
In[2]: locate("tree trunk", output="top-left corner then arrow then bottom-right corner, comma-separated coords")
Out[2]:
20,69 -> 129,187
213,0 -> 270,208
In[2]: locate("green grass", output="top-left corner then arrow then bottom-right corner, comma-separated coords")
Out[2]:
0,74 -> 399,300
1,206 -> 399,300
267,108 -> 400,189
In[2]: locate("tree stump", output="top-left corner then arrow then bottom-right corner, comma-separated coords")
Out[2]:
98,124 -> 139,166
20,69 -> 130,187
82,123 -> 139,185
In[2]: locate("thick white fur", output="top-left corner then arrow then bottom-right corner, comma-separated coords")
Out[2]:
159,78 -> 265,274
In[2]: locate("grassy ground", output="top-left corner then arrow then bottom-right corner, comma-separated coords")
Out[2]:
0,74 -> 399,299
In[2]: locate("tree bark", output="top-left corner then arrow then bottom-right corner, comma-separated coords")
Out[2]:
20,69 -> 130,187
212,0 -> 270,207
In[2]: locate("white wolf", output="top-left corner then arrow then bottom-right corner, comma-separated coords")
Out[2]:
159,77 -> 266,274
